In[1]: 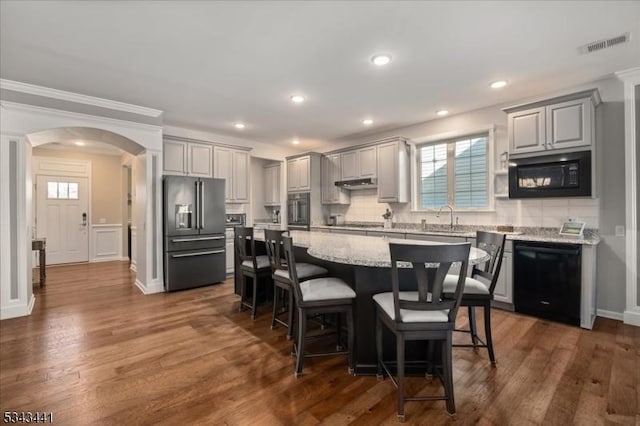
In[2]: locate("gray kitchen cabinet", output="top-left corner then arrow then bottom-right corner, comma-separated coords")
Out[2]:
405,233 -> 465,243
225,228 -> 234,274
163,139 -> 213,177
340,151 -> 359,180
467,238 -> 513,307
376,138 -> 410,203
232,150 -> 249,203
366,230 -> 405,239
504,89 -> 599,157
340,146 -> 378,180
287,155 -> 311,192
263,163 -> 281,206
331,229 -> 367,236
321,154 -> 350,204
492,251 -> 513,305
358,146 -> 377,178
214,146 -> 250,203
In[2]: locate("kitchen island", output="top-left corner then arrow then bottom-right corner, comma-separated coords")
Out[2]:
253,230 -> 490,375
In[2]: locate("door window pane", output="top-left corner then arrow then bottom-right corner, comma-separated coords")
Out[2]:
58,182 -> 69,199
68,183 -> 79,199
47,182 -> 58,199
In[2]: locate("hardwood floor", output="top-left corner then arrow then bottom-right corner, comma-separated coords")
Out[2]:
1,261 -> 638,425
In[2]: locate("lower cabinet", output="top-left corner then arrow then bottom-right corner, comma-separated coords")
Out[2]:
492,250 -> 513,305
225,228 -> 234,274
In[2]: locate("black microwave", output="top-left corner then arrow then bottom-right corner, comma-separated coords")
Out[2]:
508,151 -> 591,198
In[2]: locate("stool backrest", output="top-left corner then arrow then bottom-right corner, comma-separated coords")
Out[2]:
389,242 -> 471,323
234,226 -> 257,269
473,231 -> 507,295
264,229 -> 288,274
281,235 -> 303,303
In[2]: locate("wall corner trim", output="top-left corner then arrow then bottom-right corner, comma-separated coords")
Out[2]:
135,278 -> 164,295
623,307 -> 640,327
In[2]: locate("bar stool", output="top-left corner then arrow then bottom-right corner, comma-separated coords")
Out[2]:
373,242 -> 471,421
443,231 -> 506,365
235,226 -> 271,319
281,235 -> 355,377
264,229 -> 328,339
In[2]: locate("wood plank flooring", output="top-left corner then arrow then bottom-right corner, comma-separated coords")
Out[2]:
1,261 -> 638,425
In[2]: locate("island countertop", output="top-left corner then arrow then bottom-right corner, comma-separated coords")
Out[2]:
256,230 -> 490,268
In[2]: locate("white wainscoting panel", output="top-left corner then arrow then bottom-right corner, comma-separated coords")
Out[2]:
90,224 -> 124,263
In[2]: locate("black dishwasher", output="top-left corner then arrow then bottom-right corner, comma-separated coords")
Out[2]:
513,241 -> 581,326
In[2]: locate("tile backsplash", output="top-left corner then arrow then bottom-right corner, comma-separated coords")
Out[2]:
328,189 -> 599,229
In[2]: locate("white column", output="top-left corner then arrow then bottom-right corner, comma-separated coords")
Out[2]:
616,68 -> 640,327
133,149 -> 164,294
0,134 -> 34,319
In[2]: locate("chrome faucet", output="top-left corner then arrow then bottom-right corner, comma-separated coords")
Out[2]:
437,204 -> 455,229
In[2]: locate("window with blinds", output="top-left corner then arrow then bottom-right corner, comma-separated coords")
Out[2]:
418,134 -> 488,209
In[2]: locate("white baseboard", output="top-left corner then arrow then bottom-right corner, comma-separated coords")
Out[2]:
596,309 -> 624,322
130,262 -> 137,273
0,294 -> 35,320
90,256 -> 127,263
623,307 -> 640,327
135,278 -> 165,295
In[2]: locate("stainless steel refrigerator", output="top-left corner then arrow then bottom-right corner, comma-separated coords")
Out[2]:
163,176 -> 226,291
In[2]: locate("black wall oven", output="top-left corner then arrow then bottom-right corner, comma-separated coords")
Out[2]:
508,151 -> 591,198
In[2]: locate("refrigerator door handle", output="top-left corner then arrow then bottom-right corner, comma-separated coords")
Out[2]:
172,236 -> 224,242
200,181 -> 205,230
195,180 -> 201,230
171,249 -> 225,258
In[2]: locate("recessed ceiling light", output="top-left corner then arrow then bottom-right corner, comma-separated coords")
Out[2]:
74,141 -> 85,146
436,109 -> 449,116
290,95 -> 306,104
363,119 -> 374,125
292,139 -> 300,145
234,123 -> 246,129
490,80 -> 508,89
371,54 -> 392,66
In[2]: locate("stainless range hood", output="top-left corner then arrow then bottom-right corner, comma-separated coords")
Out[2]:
335,177 -> 377,190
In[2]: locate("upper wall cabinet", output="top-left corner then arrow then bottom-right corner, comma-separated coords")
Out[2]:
163,139 -> 213,177
504,89 -> 600,157
214,146 -> 250,203
376,138 -> 410,203
340,146 -> 378,180
264,163 -> 281,206
321,154 -> 350,205
287,155 -> 312,192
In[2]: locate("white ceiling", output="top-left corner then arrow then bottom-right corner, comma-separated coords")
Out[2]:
1,1 -> 639,150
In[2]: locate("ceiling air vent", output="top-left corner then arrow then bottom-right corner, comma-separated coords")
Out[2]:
580,32 -> 631,54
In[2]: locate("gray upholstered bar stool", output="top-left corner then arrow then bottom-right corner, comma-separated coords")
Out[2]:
442,230 -> 506,365
374,242 -> 471,422
281,235 -> 355,377
235,226 -> 271,319
264,229 -> 328,339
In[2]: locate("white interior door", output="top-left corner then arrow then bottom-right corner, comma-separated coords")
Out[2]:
36,175 -> 89,265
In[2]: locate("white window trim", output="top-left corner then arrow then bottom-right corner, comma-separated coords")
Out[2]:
410,125 -> 496,212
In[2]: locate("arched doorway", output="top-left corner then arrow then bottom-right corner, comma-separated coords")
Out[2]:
1,103 -> 165,319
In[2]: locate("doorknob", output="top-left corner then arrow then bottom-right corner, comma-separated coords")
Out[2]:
81,212 -> 87,226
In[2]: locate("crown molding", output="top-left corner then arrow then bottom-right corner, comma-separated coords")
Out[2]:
0,100 -> 163,133
615,67 -> 640,83
0,79 -> 163,118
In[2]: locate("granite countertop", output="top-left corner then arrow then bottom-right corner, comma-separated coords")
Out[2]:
310,223 -> 600,245
255,230 -> 490,268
